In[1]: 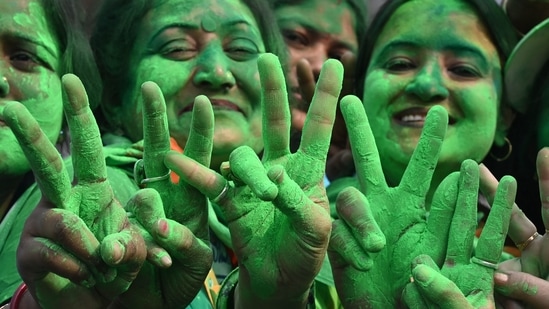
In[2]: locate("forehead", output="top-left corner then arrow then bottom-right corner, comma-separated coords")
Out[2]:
374,0 -> 498,58
0,0 -> 59,54
144,0 -> 260,34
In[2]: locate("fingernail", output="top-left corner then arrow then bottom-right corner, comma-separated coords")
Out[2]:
102,267 -> 117,283
80,276 -> 96,288
412,265 -> 433,287
357,255 -> 373,270
160,254 -> 172,267
157,218 -> 169,238
494,271 -> 508,284
112,240 -> 125,265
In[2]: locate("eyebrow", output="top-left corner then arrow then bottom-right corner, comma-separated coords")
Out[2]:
149,20 -> 255,45
277,17 -> 356,50
4,31 -> 58,58
378,39 -> 490,66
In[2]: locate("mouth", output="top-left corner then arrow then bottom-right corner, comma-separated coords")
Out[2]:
392,107 -> 456,128
179,98 -> 245,116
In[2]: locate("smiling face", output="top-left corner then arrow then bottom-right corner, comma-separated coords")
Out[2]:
362,0 -> 502,185
0,0 -> 62,178
274,0 -> 357,102
120,0 -> 265,169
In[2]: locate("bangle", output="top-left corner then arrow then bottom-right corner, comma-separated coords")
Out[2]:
9,283 -> 28,309
216,268 -> 239,309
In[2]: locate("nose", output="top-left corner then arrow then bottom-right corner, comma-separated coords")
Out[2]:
193,47 -> 236,91
404,63 -> 449,102
305,52 -> 328,82
0,76 -> 9,97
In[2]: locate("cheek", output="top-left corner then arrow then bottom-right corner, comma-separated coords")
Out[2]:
460,86 -> 499,130
239,66 -> 262,109
362,71 -> 398,117
19,74 -> 64,143
136,60 -> 193,96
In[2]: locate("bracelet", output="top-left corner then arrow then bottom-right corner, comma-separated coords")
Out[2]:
9,283 -> 28,309
216,268 -> 239,309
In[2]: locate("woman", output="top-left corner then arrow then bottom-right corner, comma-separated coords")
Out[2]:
326,0 -> 521,306
0,0 -> 100,304
270,0 -> 367,180
91,0 -> 341,307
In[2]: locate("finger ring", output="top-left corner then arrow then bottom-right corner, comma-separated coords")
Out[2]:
211,181 -> 230,204
471,256 -> 498,270
515,232 -> 540,251
133,159 -> 171,187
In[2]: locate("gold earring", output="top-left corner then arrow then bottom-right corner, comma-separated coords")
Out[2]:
490,137 -> 512,162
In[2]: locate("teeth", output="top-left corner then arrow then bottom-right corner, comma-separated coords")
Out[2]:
401,114 -> 425,122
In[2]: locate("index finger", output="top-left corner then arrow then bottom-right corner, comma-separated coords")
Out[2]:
299,59 -> 342,161
142,81 -> 171,186
259,53 -> 291,161
62,74 -> 107,185
341,95 -> 388,194
400,106 -> 447,197
3,102 -> 71,208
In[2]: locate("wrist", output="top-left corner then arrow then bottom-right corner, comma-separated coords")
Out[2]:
9,283 -> 40,309
235,272 -> 312,309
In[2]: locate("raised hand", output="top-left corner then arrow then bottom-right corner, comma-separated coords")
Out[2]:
120,82 -> 214,308
479,148 -> 549,308
6,74 -> 147,308
403,161 -> 516,309
166,52 -> 343,307
330,96 -> 467,308
293,52 -> 356,181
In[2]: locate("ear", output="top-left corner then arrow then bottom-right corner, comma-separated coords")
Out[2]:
493,105 -> 516,147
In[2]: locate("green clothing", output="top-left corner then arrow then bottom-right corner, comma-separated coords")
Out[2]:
0,159 -> 138,304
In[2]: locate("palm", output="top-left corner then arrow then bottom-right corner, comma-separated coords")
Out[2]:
331,98 -> 462,308
119,83 -> 214,308
11,75 -> 146,308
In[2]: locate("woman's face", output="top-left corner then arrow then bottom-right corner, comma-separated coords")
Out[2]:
362,0 -> 502,184
121,0 -> 265,168
0,0 -> 62,177
274,0 -> 357,103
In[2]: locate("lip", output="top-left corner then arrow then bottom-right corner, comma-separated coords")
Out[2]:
178,98 -> 245,116
392,107 -> 457,128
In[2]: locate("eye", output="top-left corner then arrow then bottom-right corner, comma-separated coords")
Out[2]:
449,65 -> 480,78
328,49 -> 350,61
225,39 -> 260,61
385,58 -> 415,72
10,51 -> 43,72
160,40 -> 196,61
282,29 -> 309,47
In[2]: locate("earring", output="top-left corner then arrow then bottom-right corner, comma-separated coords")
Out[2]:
0,76 -> 9,97
490,137 -> 512,162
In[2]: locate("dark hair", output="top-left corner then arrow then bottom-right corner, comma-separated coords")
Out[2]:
91,0 -> 288,131
42,0 -> 101,108
355,0 -> 519,96
270,0 -> 368,46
